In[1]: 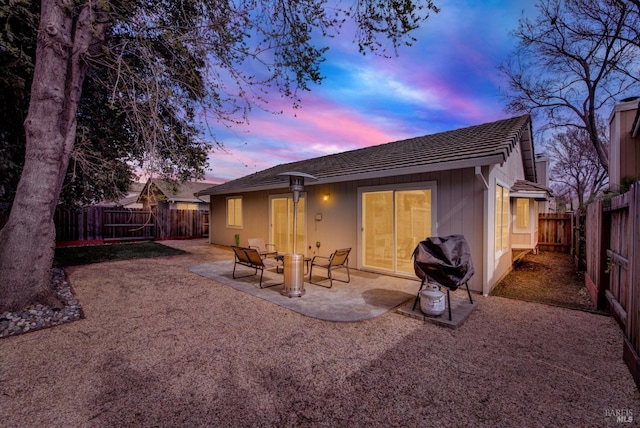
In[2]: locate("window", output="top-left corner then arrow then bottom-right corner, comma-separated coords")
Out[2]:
516,198 -> 530,229
176,202 -> 198,210
227,196 -> 242,228
495,184 -> 509,253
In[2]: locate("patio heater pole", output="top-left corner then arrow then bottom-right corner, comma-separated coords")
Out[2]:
277,172 -> 317,298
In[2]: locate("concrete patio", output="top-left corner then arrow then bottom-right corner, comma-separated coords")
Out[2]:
190,250 -> 478,328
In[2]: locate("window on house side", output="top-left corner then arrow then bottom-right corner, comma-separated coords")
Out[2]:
516,198 -> 530,229
227,196 -> 243,228
495,185 -> 509,253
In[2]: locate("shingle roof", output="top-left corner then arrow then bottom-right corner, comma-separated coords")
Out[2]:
142,179 -> 216,203
510,179 -> 553,200
199,114 -> 534,196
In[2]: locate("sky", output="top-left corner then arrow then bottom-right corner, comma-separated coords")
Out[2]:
201,0 -> 538,184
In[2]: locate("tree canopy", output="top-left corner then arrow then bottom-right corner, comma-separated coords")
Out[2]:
545,122 -> 609,208
500,0 -> 640,174
0,0 -> 438,311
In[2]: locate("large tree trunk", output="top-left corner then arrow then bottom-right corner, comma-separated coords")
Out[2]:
0,1 -> 104,312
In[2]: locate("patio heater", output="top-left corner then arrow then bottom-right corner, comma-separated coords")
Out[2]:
277,172 -> 318,297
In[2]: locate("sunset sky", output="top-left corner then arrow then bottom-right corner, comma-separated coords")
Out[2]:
202,0 -> 538,183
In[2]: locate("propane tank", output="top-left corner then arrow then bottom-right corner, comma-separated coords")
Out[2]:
419,283 -> 446,316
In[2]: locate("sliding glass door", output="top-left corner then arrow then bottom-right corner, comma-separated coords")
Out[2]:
270,195 -> 306,254
361,184 -> 434,275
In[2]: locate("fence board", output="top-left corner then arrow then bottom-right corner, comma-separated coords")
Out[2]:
622,183 -> 640,390
582,183 -> 640,390
53,206 -> 208,243
585,199 -> 609,309
538,213 -> 572,253
606,192 -> 632,328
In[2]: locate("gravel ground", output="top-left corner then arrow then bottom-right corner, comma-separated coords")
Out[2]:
1,239 -> 638,427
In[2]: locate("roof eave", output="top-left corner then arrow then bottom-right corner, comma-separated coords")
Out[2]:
202,154 -> 506,196
511,190 -> 551,201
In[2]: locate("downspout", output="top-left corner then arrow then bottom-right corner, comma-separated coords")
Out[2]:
475,166 -> 491,296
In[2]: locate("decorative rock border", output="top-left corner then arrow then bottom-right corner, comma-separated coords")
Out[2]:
0,268 -> 84,338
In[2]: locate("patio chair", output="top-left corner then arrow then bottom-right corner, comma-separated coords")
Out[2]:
309,248 -> 351,288
232,246 -> 279,288
247,238 -> 278,259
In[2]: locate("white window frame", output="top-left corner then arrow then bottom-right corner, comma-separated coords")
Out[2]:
357,181 -> 437,274
514,198 -> 531,232
495,182 -> 510,256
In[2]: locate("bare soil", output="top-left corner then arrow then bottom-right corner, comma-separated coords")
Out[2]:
1,240 -> 637,426
491,251 -> 595,312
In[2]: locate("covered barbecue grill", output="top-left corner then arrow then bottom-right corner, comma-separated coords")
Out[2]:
412,235 -> 475,320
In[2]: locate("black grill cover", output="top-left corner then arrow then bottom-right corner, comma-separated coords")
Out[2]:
412,235 -> 474,290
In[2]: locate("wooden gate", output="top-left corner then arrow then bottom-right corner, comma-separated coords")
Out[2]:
606,192 -> 633,327
583,183 -> 640,390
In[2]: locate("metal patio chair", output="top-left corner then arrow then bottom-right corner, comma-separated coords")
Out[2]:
309,248 -> 351,288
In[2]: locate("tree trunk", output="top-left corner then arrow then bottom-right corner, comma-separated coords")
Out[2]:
0,1 -> 104,312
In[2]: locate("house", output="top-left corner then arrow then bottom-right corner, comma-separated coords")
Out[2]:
197,115 -> 551,295
96,181 -> 146,209
138,179 -> 214,211
609,98 -> 640,191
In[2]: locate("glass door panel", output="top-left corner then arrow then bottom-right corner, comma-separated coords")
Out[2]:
362,187 -> 432,275
362,191 -> 394,270
395,190 -> 431,274
271,196 -> 306,254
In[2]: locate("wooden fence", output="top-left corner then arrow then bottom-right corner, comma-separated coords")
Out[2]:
538,213 -> 573,253
53,205 -> 208,243
584,183 -> 640,389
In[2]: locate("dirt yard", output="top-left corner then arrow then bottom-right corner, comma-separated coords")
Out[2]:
491,251 -> 595,312
1,241 -> 637,426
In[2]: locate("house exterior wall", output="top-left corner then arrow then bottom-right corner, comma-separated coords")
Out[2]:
485,142 -> 526,294
208,167 -> 488,293
535,156 -> 551,213
511,199 -> 539,250
609,100 -> 640,189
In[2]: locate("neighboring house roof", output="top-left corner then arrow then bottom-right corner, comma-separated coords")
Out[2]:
510,179 -> 553,201
95,181 -> 146,207
139,179 -> 216,204
198,114 -> 535,196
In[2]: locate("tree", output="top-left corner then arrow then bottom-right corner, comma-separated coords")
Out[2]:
499,0 -> 640,174
0,0 -> 439,311
0,2 -> 38,202
0,2 -> 210,207
546,123 -> 609,208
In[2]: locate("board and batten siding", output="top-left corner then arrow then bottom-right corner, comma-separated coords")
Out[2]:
208,167 -> 487,293
485,141 -> 528,294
